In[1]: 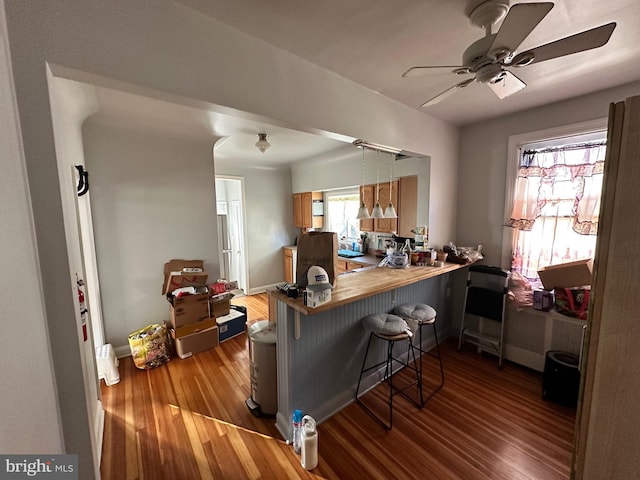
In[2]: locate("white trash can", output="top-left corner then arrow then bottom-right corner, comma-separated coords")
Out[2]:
248,320 -> 277,416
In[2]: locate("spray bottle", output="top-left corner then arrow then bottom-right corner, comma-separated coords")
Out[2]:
300,415 -> 318,470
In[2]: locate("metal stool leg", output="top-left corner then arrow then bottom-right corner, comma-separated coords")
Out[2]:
431,322 -> 445,388
356,333 -> 421,430
415,321 -> 445,407
355,332 -> 374,399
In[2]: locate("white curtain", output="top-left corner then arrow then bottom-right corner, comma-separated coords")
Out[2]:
506,142 -> 605,279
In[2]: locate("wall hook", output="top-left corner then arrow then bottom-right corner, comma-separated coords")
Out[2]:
75,165 -> 89,197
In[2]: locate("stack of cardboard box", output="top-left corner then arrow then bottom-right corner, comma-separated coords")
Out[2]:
163,259 -> 219,359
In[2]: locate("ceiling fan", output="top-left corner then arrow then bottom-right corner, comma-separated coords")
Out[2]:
403,1 -> 616,107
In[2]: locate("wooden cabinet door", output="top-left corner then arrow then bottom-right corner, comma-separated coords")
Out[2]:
397,176 -> 418,237
347,261 -> 364,271
374,180 -> 398,233
360,185 -> 374,232
283,249 -> 294,283
293,194 -> 303,228
312,191 -> 323,229
336,260 -> 348,274
301,192 -> 312,228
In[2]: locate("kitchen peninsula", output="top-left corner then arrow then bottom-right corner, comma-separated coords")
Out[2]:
269,261 -> 472,441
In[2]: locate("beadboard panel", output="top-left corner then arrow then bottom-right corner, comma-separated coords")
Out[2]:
275,274 -> 452,440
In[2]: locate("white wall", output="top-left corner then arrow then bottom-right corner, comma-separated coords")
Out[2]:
47,72 -> 103,473
0,2 -> 64,454
83,119 -> 220,349
3,1 -> 459,476
457,80 -> 640,268
215,162 -> 298,291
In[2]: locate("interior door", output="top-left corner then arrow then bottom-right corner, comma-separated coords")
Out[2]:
217,214 -> 231,280
229,200 -> 247,291
215,177 -> 248,293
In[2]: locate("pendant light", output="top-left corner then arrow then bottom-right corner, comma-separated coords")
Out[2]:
370,150 -> 385,219
356,146 -> 370,220
384,153 -> 398,218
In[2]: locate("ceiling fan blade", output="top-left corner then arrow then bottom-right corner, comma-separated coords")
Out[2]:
511,22 -> 616,66
420,77 -> 475,107
489,2 -> 554,57
402,66 -> 467,77
486,70 -> 526,99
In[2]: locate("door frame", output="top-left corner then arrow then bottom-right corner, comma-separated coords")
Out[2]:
215,175 -> 250,293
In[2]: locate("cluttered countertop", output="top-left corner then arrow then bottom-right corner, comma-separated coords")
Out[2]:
270,260 -> 471,315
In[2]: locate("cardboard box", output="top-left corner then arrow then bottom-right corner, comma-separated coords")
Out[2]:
167,291 -> 210,328
537,259 -> 593,290
210,295 -> 232,318
170,318 -> 219,359
216,306 -> 247,342
209,280 -> 239,295
304,284 -> 332,308
162,259 -> 208,295
173,316 -> 217,338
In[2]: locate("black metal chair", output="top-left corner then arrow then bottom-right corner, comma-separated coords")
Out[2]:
458,265 -> 510,367
355,313 -> 421,429
393,303 -> 444,406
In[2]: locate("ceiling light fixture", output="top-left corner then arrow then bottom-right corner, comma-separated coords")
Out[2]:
384,153 -> 398,219
370,150 -> 385,219
356,147 -> 371,220
352,139 -> 402,155
255,133 -> 270,153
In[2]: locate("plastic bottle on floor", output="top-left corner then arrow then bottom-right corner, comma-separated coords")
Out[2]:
292,409 -> 303,454
301,415 -> 318,470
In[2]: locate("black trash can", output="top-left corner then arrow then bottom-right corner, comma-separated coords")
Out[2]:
542,351 -> 580,407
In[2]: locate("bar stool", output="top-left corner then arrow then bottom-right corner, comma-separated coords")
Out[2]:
355,313 -> 421,430
393,303 -> 444,406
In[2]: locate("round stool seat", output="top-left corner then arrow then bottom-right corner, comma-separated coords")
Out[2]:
363,313 -> 410,337
393,303 -> 436,333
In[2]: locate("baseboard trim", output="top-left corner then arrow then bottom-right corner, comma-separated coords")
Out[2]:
113,345 -> 131,358
248,283 -> 280,295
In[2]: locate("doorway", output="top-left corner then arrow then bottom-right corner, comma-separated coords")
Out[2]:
215,176 -> 249,293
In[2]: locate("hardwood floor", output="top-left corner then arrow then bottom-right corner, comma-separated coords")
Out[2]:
101,293 -> 576,479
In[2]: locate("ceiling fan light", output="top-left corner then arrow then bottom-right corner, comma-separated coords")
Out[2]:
356,203 -> 371,220
371,202 -> 385,219
511,51 -> 535,67
255,133 -> 270,153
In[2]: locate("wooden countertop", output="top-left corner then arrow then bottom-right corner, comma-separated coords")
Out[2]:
336,253 -> 379,266
270,262 -> 471,315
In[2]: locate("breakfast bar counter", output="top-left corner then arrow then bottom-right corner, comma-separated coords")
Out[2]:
272,261 -> 468,316
269,262 -> 472,441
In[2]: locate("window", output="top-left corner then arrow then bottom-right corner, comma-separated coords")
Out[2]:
505,129 -> 606,281
324,189 -> 360,240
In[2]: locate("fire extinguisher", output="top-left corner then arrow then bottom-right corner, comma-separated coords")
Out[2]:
77,276 -> 88,342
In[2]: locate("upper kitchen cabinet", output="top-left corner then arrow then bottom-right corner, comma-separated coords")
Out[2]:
293,191 -> 323,229
359,184 -> 375,232
396,176 -> 418,237
374,180 -> 399,233
359,176 -> 416,236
